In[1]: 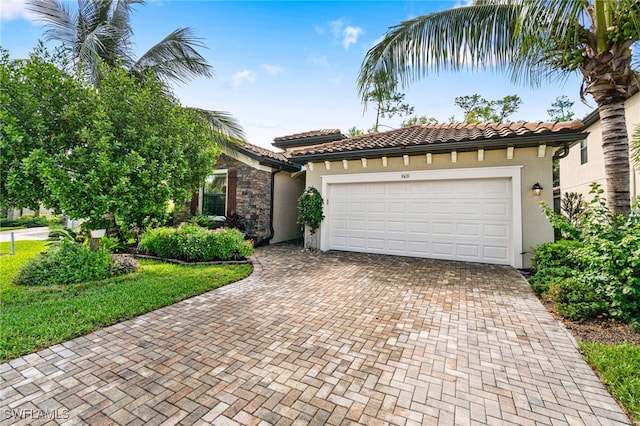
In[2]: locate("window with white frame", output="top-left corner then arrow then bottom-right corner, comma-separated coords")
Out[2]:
580,140 -> 588,164
202,172 -> 227,217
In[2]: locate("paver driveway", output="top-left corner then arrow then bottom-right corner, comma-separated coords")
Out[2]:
0,243 -> 631,425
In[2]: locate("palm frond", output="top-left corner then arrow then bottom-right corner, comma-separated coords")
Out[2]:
631,124 -> 640,167
358,3 -> 525,98
131,27 -> 213,85
27,0 -> 78,46
188,107 -> 247,148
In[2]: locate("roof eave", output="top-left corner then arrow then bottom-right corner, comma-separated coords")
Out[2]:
236,147 -> 302,172
289,132 -> 589,164
272,134 -> 345,149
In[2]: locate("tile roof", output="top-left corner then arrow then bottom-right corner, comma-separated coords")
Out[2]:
288,121 -> 585,160
233,142 -> 301,172
273,129 -> 344,142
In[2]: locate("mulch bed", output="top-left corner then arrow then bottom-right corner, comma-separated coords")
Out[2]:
541,299 -> 640,345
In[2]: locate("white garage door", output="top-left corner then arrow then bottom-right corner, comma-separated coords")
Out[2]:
327,178 -> 513,265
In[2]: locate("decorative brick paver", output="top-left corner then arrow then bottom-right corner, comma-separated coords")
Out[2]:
0,243 -> 631,425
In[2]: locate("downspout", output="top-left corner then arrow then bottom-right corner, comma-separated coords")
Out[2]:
553,142 -> 570,160
254,168 -> 279,247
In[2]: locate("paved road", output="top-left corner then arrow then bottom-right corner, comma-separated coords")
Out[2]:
0,243 -> 631,425
0,227 -> 50,243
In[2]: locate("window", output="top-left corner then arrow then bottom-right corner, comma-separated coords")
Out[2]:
202,172 -> 227,216
580,140 -> 588,164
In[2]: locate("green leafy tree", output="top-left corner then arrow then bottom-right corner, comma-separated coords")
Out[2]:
1,48 -> 217,229
453,94 -> 522,123
401,115 -> 439,127
363,69 -> 414,132
0,46 -> 94,212
547,95 -> 576,122
358,0 -> 640,217
347,126 -> 364,137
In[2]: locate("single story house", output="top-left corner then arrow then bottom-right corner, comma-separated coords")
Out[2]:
284,122 -> 587,269
559,89 -> 640,202
190,141 -> 305,246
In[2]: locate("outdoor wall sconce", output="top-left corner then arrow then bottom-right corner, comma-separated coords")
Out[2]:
532,182 -> 543,196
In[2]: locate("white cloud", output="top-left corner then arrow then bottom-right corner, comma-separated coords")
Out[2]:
1,0 -> 37,21
329,18 -> 346,37
251,120 -> 279,129
342,26 -> 363,50
231,69 -> 255,89
321,18 -> 364,50
308,54 -> 329,67
329,76 -> 342,86
262,64 -> 285,75
453,0 -> 474,8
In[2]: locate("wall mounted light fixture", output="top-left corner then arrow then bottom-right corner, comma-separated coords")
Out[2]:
532,182 -> 543,196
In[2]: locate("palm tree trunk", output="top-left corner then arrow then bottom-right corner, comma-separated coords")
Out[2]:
598,101 -> 631,217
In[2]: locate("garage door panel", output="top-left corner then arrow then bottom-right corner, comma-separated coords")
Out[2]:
388,202 -> 407,213
328,178 -> 512,265
368,202 -> 386,213
388,221 -> 406,232
457,223 -> 480,237
408,221 -> 429,233
431,202 -> 456,215
484,224 -> 508,238
457,244 -> 480,258
409,202 -> 430,214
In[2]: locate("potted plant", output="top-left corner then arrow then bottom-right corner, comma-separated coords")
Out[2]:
86,217 -> 112,238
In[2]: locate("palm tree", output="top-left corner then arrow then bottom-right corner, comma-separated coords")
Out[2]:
358,0 -> 640,217
27,0 -> 245,141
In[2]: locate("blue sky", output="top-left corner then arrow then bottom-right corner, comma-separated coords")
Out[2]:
0,0 -> 595,149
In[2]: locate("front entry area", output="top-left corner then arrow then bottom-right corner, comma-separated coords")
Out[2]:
321,167 -> 523,267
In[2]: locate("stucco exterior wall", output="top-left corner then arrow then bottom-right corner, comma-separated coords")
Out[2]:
560,93 -> 640,201
304,146 -> 555,268
271,172 -> 305,244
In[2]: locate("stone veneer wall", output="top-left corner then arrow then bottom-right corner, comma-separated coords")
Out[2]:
214,154 -> 272,243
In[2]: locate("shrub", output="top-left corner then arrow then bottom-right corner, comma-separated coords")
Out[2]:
0,215 -> 49,228
556,277 -> 609,321
108,254 -> 139,276
14,240 -> 112,286
188,213 -> 224,229
528,266 -> 575,296
537,184 -> 640,324
139,225 -> 253,262
531,240 -> 583,272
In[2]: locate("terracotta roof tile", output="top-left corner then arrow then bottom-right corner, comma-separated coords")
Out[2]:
274,129 -> 344,142
288,121 -> 584,158
236,141 -> 289,162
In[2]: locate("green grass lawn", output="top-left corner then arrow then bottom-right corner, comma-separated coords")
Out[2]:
0,240 -> 251,362
0,226 -> 26,232
580,341 -> 640,423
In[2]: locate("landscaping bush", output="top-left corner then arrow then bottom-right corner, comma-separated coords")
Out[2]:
528,266 -> 574,296
0,215 -> 49,228
14,240 -> 112,286
531,240 -> 583,272
556,276 -> 609,321
533,185 -> 640,326
188,213 -> 225,229
139,225 -> 253,262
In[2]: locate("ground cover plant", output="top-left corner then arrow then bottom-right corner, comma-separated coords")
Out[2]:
140,225 -> 253,262
0,240 -> 252,362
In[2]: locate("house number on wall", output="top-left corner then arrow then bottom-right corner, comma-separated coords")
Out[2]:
401,173 -> 410,179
